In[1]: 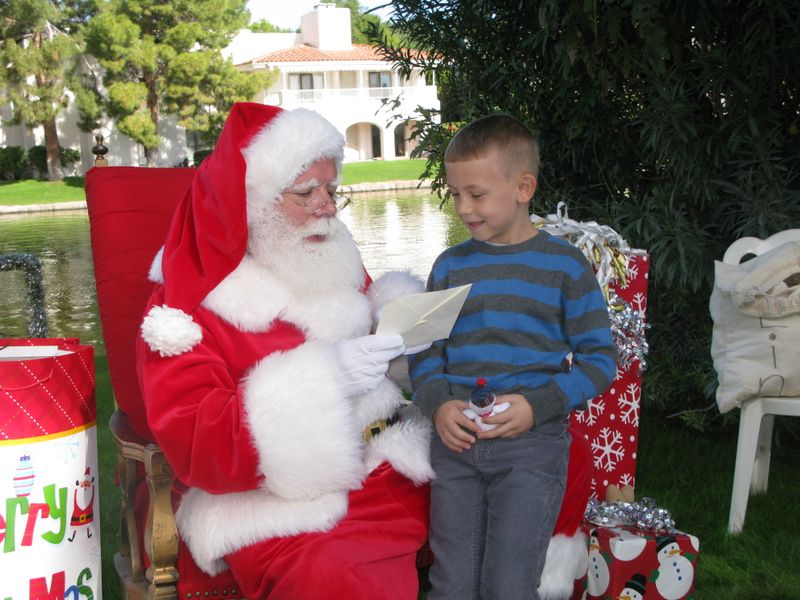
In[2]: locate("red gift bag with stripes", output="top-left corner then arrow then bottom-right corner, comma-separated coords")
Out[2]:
0,338 -> 101,598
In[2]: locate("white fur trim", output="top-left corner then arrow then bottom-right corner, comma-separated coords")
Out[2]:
365,405 -> 434,485
287,287 -> 372,343
353,378 -> 405,431
176,486 -> 348,576
203,255 -> 292,332
200,253 -> 372,340
140,305 -> 202,357
243,108 -> 345,214
538,531 -> 588,600
148,247 -> 164,283
243,341 -> 367,499
368,271 -> 425,320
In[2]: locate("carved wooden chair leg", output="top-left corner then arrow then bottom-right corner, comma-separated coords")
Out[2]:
144,447 -> 179,598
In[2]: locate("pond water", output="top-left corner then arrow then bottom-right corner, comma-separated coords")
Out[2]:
0,190 -> 469,353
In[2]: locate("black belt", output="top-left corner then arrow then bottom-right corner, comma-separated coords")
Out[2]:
363,414 -> 400,443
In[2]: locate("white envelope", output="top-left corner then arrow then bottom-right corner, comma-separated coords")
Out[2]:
375,284 -> 472,347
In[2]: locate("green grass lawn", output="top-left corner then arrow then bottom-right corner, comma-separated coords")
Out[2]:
634,414 -> 800,599
0,160 -> 428,206
94,348 -> 800,598
0,176 -> 87,205
341,158 -> 428,184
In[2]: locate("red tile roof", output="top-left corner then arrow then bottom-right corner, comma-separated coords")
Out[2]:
252,43 -> 387,64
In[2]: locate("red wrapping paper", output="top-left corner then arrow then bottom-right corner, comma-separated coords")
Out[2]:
574,523 -> 699,600
569,254 -> 650,498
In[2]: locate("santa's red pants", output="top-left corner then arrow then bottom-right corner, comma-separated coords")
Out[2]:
224,463 -> 430,599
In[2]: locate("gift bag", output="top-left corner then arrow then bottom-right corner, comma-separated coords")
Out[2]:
710,241 -> 800,413
0,338 -> 102,599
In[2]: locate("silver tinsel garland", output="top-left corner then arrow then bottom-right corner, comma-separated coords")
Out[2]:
608,289 -> 649,373
584,496 -> 676,532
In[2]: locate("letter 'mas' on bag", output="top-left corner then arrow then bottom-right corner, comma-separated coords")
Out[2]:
0,338 -> 102,598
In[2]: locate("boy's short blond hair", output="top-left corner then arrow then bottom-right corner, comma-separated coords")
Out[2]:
444,114 -> 540,180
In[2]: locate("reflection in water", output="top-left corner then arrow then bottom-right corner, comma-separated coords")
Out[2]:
0,191 -> 469,353
0,210 -> 98,346
339,190 -> 467,281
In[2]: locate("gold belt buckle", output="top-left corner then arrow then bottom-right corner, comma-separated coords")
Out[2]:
363,419 -> 387,443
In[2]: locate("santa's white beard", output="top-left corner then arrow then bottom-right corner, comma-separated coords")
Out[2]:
247,203 -> 365,296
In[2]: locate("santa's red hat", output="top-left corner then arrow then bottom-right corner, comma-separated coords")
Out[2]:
141,102 -> 345,357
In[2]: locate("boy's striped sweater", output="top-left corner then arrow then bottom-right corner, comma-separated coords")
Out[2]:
410,230 -> 617,426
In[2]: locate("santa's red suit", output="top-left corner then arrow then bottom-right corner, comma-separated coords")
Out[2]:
135,103 -> 591,599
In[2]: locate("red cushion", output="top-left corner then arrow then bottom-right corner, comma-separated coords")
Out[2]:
85,166 -> 195,439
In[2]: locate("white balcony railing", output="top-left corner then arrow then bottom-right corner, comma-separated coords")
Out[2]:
273,86 -> 437,107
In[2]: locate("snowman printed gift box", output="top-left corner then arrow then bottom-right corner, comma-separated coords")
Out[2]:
575,525 -> 700,600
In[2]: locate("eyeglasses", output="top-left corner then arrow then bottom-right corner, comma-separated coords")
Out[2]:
281,183 -> 352,213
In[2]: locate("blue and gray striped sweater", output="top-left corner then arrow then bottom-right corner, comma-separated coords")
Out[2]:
410,230 -> 617,426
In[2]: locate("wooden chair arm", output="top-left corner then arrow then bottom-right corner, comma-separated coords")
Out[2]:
109,410 -> 179,598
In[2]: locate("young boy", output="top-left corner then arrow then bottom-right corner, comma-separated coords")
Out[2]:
410,114 -> 616,599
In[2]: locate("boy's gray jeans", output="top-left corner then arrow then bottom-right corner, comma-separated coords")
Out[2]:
427,419 -> 570,600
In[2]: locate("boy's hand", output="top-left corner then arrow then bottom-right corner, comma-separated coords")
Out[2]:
433,400 -> 481,452
478,394 -> 534,439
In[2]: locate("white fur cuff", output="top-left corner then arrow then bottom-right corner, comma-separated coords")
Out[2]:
140,305 -> 203,357
177,486 -> 349,575
243,341 -> 367,499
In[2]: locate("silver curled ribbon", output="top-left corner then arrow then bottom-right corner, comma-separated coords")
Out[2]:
608,289 -> 649,372
584,497 -> 676,532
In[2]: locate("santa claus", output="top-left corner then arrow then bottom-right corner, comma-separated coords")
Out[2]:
137,103 -> 434,598
136,102 -> 591,599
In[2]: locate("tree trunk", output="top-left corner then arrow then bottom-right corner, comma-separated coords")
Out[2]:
43,117 -> 65,181
145,74 -> 160,167
32,29 -> 64,181
144,146 -> 157,167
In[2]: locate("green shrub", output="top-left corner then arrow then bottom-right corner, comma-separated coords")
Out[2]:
26,145 -> 82,178
62,147 -> 80,168
26,146 -> 48,178
376,0 -> 800,431
0,146 -> 28,180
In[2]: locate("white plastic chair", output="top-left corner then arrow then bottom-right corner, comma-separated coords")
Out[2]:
724,229 -> 800,534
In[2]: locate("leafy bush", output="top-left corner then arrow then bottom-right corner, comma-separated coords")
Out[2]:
25,146 -> 48,178
26,145 -> 82,179
375,0 -> 800,430
0,146 -> 28,180
62,147 -> 80,168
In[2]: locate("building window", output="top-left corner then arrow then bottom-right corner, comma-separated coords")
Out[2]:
288,73 -> 324,102
368,71 -> 392,98
368,71 -> 391,88
289,73 -> 315,90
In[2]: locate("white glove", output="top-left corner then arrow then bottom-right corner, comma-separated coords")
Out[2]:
334,334 -> 406,397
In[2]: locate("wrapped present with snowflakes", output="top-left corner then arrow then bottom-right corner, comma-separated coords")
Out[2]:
533,203 -> 650,498
578,525 -> 699,600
